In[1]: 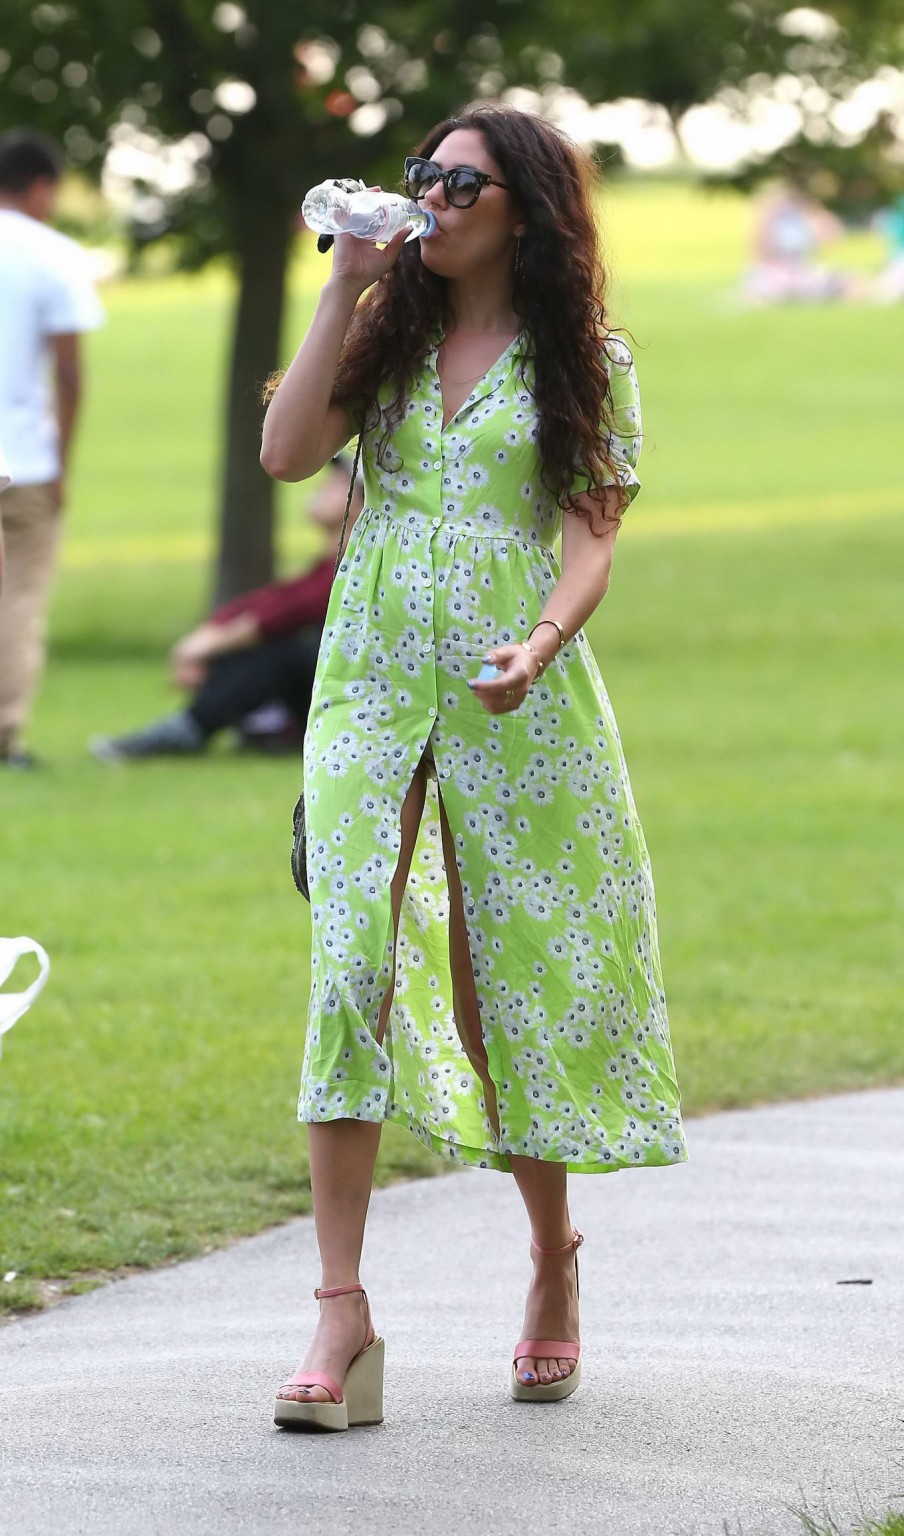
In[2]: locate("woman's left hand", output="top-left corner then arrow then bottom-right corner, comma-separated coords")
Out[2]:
467,644 -> 538,714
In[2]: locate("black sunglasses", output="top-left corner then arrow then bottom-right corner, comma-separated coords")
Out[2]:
403,156 -> 511,209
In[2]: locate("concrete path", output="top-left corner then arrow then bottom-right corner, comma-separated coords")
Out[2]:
2,1088 -> 903,1536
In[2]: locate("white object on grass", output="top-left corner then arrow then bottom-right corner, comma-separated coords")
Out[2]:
0,937 -> 50,1055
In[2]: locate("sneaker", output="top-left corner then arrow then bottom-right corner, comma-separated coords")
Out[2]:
89,712 -> 206,762
236,702 -> 302,756
0,748 -> 42,770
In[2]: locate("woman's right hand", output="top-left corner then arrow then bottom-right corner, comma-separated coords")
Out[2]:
262,189 -> 408,482
328,188 -> 411,294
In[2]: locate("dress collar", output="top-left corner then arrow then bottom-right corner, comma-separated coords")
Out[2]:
428,329 -> 526,430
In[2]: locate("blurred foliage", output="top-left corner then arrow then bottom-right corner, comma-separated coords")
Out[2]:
710,114 -> 904,223
0,1 -> 899,592
0,1 -> 900,263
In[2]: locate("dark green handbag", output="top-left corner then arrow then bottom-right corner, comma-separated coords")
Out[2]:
291,437 -> 362,902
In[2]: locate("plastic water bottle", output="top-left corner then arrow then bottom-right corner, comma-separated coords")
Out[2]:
301,179 -> 437,244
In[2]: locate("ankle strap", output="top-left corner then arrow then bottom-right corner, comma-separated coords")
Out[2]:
530,1228 -> 584,1258
313,1282 -> 373,1357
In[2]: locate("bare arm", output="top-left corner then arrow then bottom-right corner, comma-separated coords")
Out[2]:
260,221 -> 409,483
533,489 -> 619,660
469,489 -> 620,712
50,332 -> 82,507
260,278 -> 360,482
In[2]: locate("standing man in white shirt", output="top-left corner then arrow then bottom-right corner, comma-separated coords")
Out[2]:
0,130 -> 104,768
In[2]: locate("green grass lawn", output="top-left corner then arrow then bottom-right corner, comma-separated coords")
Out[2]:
787,1508 -> 904,1536
1,178 -> 901,1316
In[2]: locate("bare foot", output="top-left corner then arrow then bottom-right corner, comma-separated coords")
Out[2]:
514,1241 -> 580,1388
277,1289 -> 372,1404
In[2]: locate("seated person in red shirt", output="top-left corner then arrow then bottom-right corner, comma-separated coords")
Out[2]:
90,456 -> 363,760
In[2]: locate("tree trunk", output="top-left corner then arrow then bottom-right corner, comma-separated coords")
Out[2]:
213,193 -> 295,604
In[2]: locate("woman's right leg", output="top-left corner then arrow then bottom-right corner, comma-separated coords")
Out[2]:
276,1120 -> 382,1404
278,755 -> 428,1404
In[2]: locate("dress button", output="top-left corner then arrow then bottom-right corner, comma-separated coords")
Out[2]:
428,707 -> 436,718
422,641 -> 433,653
432,517 -> 441,528
433,461 -> 441,471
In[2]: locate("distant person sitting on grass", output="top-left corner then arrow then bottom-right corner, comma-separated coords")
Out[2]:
872,191 -> 904,304
744,180 -> 847,305
90,456 -> 363,762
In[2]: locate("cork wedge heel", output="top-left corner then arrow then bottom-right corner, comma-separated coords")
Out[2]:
274,1283 -> 384,1432
510,1229 -> 583,1404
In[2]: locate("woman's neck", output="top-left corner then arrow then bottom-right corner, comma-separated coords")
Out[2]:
445,269 -> 519,336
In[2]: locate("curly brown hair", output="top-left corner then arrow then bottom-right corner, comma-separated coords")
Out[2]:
336,106 -> 629,527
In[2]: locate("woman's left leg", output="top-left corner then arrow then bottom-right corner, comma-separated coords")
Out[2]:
436,790 -> 580,1389
509,1156 -> 581,1388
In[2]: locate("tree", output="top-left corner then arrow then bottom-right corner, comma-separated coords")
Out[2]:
2,1 -> 597,598
1,2 -> 898,597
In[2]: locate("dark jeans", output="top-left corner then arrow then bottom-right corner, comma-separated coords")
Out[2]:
188,627 -> 321,740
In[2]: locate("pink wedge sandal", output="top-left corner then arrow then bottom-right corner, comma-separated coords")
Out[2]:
510,1228 -> 584,1403
274,1283 -> 384,1432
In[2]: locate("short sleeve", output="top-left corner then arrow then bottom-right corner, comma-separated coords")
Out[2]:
38,242 -> 104,337
570,336 -> 643,507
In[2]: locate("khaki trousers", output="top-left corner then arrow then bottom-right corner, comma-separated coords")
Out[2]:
0,483 -> 61,754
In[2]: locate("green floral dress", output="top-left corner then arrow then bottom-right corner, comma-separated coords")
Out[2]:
298,333 -> 688,1175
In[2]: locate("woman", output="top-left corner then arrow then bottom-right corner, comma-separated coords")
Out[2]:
262,104 -> 687,1431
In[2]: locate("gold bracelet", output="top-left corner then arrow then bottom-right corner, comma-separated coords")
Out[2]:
529,618 -> 566,651
519,639 -> 544,678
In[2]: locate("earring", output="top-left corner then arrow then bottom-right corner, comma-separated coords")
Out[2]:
514,236 -> 525,277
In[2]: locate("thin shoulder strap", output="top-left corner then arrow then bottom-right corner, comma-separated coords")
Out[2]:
332,435 -> 363,583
